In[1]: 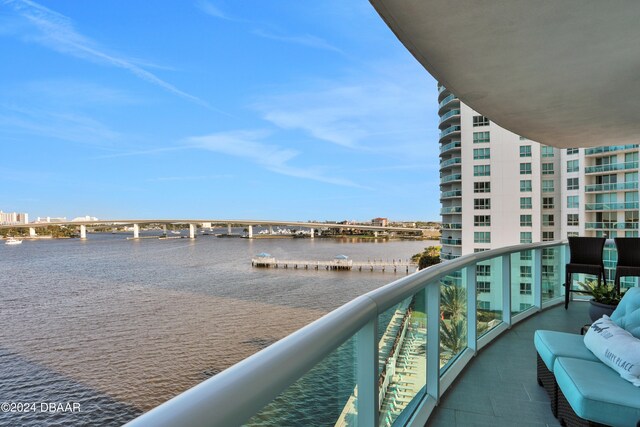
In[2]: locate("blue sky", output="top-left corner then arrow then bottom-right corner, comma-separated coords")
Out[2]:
0,0 -> 440,222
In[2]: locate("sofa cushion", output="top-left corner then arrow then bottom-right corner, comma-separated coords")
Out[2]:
554,357 -> 640,426
611,287 -> 640,338
534,330 -> 598,371
583,315 -> 640,386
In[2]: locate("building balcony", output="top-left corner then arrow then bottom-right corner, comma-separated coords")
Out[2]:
584,201 -> 639,211
439,125 -> 461,140
439,141 -> 461,156
584,144 -> 638,155
441,223 -> 462,230
584,161 -> 639,174
439,157 -> 462,169
438,109 -> 461,127
440,173 -> 462,184
440,237 -> 462,246
440,190 -> 462,200
584,181 -> 638,192
438,93 -> 458,112
126,241 -> 585,427
440,206 -> 462,214
585,222 -> 639,230
440,252 -> 460,261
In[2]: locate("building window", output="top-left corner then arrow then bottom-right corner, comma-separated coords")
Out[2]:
520,180 -> 532,192
567,148 -> 579,155
520,283 -> 532,295
474,198 -> 491,210
520,250 -> 532,261
520,197 -> 532,209
567,231 -> 579,237
542,197 -> 554,209
477,281 -> 491,293
478,301 -> 491,310
520,163 -> 532,175
474,165 -> 491,176
542,214 -> 555,226
541,146 -> 555,157
520,266 -> 532,278
542,180 -> 554,193
473,131 -> 490,143
520,214 -> 532,227
520,146 -> 532,157
542,265 -> 555,279
474,215 -> 491,226
473,115 -> 490,127
542,231 -> 555,241
567,214 -> 579,226
520,232 -> 532,244
567,177 -> 579,190
474,248 -> 488,253
542,163 -> 554,175
567,195 -> 579,209
474,182 -> 491,193
567,159 -> 579,172
474,232 -> 491,243
626,151 -> 638,163
476,265 -> 491,277
473,148 -> 490,159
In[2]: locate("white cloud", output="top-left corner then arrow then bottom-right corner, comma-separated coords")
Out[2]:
186,130 -> 366,188
3,0 -> 215,110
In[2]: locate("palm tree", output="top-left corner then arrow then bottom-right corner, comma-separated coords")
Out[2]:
440,283 -> 466,321
440,317 -> 466,361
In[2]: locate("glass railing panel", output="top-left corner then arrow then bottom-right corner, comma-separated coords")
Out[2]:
510,251 -> 534,315
439,109 -> 461,124
438,94 -> 457,109
475,258 -> 502,337
247,335 -> 357,426
541,247 -> 562,303
439,141 -> 461,154
377,291 -> 427,426
439,270 -> 467,372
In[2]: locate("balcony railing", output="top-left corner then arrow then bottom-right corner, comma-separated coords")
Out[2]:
439,125 -> 461,139
585,222 -> 639,230
124,241 -> 569,427
584,181 -> 638,192
440,157 -> 462,168
584,201 -> 639,211
440,174 -> 462,184
439,141 -> 461,154
440,206 -> 462,214
439,109 -> 461,124
584,161 -> 639,174
440,190 -> 462,199
441,223 -> 462,230
584,145 -> 638,155
438,93 -> 457,109
440,238 -> 462,246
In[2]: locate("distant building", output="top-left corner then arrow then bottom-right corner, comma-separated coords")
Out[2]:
72,216 -> 99,222
372,217 -> 389,227
0,211 -> 29,225
35,216 -> 67,223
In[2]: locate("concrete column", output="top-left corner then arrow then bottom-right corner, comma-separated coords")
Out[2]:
269,225 -> 274,234
133,224 -> 139,239
248,225 -> 253,238
163,224 -> 167,236
228,224 -> 232,235
189,224 -> 196,239
310,228 -> 314,239
80,225 -> 87,239
202,222 -> 212,230
374,231 -> 379,238
29,227 -> 36,238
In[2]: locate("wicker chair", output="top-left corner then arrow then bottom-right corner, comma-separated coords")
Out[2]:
565,237 -> 606,309
614,237 -> 640,294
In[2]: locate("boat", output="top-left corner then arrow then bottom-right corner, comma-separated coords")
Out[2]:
5,237 -> 23,245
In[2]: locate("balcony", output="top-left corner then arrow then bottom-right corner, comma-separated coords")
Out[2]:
126,241 -> 575,427
584,161 -> 639,174
441,223 -> 462,230
584,201 -> 639,211
439,157 -> 462,169
584,144 -> 638,155
440,206 -> 462,214
440,173 -> 462,184
584,181 -> 638,192
439,125 -> 461,140
440,190 -> 462,200
585,222 -> 639,230
439,109 -> 461,126
439,141 -> 461,155
440,237 -> 462,246
438,93 -> 458,110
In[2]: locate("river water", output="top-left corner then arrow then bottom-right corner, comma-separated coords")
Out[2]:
0,231 -> 433,426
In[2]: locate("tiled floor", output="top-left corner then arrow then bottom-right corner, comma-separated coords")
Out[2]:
426,301 -> 590,427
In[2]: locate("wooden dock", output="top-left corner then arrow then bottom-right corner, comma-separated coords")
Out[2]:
251,257 -> 417,273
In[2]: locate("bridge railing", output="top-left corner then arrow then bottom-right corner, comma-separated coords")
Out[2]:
124,240 -> 570,427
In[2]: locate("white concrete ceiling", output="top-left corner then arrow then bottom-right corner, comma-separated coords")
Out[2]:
370,0 -> 640,148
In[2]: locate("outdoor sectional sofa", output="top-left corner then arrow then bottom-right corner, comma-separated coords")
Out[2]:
534,287 -> 640,427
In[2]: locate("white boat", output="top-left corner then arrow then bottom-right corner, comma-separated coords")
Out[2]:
170,230 -> 181,235
5,237 -> 23,245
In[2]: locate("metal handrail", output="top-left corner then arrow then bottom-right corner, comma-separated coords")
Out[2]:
125,240 -> 567,427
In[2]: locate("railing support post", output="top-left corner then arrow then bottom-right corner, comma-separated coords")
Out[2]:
533,248 -> 542,310
464,267 -> 477,353
356,318 -> 378,426
501,255 -> 512,326
427,281 -> 440,401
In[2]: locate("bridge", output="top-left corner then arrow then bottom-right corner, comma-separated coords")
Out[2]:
0,219 -> 430,240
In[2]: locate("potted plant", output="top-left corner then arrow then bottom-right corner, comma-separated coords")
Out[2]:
577,281 -> 626,321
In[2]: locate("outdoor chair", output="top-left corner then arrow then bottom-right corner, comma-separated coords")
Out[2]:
614,237 -> 640,294
565,236 -> 606,309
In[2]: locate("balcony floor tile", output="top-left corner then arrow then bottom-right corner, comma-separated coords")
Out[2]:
426,301 -> 590,427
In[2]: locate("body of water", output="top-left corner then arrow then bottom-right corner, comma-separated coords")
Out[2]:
0,231 -> 434,426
